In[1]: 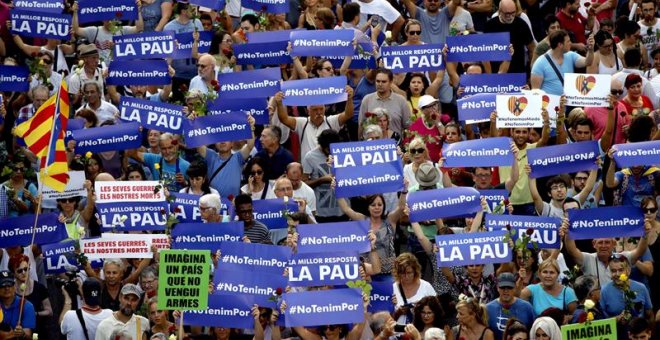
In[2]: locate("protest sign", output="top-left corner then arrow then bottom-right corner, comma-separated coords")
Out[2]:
14,0 -> 64,13
207,97 -> 269,125
190,0 -> 225,9
322,41 -> 377,70
219,242 -> 291,274
64,118 -> 85,143
612,140 -> 660,168
381,44 -> 444,73
80,234 -> 156,259
72,122 -> 141,153
281,76 -> 348,106
331,139 -> 403,198
457,93 -> 497,122
38,171 -> 86,200
447,33 -> 510,62
11,10 -> 71,40
95,181 -> 165,203
290,30 -> 354,57
495,94 -> 544,128
568,206 -> 645,240
251,198 -> 300,229
77,0 -> 138,23
527,141 -> 599,178
171,222 -> 244,251
285,288 -> 364,327
42,240 -> 78,274
247,29 -> 299,43
243,0 -> 288,13
97,201 -> 169,231
485,214 -> 561,249
234,41 -> 291,66
101,233 -> 170,251
107,60 -> 170,86
288,251 -> 360,286
172,31 -> 213,59
119,97 -> 184,134
185,294 -> 253,329
158,250 -> 210,310
407,187 -> 481,222
217,67 -> 280,99
0,66 -> 29,92
443,137 -> 513,167
435,230 -> 511,267
214,266 -> 288,299
561,317 -> 616,340
0,213 -> 67,247
113,31 -> 175,61
458,73 -> 526,98
520,89 -> 560,128
296,220 -> 370,254
170,194 -> 234,223
564,73 -> 611,107
479,189 -> 509,213
183,112 -> 252,148
369,278 -> 394,313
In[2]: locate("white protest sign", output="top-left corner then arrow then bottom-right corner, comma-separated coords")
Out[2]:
101,233 -> 170,251
38,171 -> 86,200
95,181 -> 165,203
563,73 -> 611,107
521,89 -> 560,128
81,233 -> 168,259
495,94 -> 543,128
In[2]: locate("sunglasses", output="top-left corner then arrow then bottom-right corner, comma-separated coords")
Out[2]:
42,59 -> 53,65
197,64 -> 210,68
251,170 -> 264,176
58,198 -> 77,204
409,147 -> 425,155
324,325 -> 340,331
609,253 -> 627,261
611,89 -> 624,96
13,167 -> 24,173
16,267 -> 28,274
644,207 -> 658,214
408,30 -> 422,35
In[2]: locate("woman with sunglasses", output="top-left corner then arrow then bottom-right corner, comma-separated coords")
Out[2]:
57,196 -> 86,240
27,51 -> 63,95
587,30 -> 623,75
9,254 -> 53,339
403,138 -> 435,187
2,157 -> 38,217
241,157 -> 272,200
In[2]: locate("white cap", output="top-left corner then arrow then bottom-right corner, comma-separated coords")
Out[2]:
418,95 -> 438,109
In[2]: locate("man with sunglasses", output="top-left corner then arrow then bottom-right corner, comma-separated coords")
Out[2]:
485,0 -> 535,74
638,0 -> 660,65
0,270 -> 35,339
188,54 -> 218,95
27,51 -> 62,96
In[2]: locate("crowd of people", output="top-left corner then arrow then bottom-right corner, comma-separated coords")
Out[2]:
0,0 -> 660,339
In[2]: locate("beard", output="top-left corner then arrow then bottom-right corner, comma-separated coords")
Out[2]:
121,306 -> 135,317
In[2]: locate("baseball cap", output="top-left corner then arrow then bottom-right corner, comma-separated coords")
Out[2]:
497,272 -> 516,289
121,283 -> 143,298
418,95 -> 438,109
0,271 -> 14,288
83,278 -> 101,306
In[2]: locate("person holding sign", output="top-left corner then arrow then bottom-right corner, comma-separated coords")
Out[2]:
605,147 -> 660,207
527,165 -> 598,218
127,133 -> 190,192
0,270 -> 35,339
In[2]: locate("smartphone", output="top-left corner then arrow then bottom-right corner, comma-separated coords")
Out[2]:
394,324 -> 406,332
371,15 -> 383,28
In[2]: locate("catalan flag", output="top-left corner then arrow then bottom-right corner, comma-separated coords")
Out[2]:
14,81 -> 70,192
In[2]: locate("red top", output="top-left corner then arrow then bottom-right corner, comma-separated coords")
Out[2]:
556,10 -> 588,44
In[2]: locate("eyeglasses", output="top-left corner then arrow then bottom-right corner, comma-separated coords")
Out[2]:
142,279 -> 156,286
421,311 -> 434,316
644,207 -> 658,214
408,30 -> 422,35
600,43 -> 612,49
611,89 -> 624,96
574,176 -> 588,181
197,64 -> 210,69
399,270 -> 415,277
501,10 -> 516,16
410,148 -> 426,155
251,170 -> 264,176
42,59 -> 53,65
16,267 -> 28,274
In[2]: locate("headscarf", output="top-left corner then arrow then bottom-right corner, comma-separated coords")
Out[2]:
530,317 -> 561,340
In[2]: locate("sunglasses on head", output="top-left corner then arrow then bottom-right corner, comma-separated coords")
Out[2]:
609,253 -> 628,262
644,207 -> 658,214
409,147 -> 425,155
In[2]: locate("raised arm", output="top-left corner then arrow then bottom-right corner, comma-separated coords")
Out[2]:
71,2 -> 87,37
154,1 -> 173,31
274,91 -> 297,130
337,197 -> 366,221
575,168 -> 598,205
536,109 -> 551,147
599,94 -> 617,153
526,165 -> 545,215
338,86 -> 355,125
503,142 -> 520,192
605,148 -> 620,189
240,115 -> 256,160
560,217 -> 584,266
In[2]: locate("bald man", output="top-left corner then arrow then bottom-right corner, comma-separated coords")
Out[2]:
285,162 -> 316,215
189,53 -> 218,94
484,0 -> 535,74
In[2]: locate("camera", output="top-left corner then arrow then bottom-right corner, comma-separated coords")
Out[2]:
55,266 -> 80,307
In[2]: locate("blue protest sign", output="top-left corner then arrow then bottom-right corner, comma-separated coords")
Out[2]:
285,288 -> 364,327
407,187 -> 481,222
234,41 -> 291,66
170,193 -> 202,223
207,97 -> 269,125
331,139 -> 403,198
457,93 -> 497,122
214,266 -> 288,299
247,29 -> 299,43
288,252 -> 360,287
64,118 -> 85,144
171,222 -> 244,251
97,201 -> 168,231
189,0 -> 225,9
296,220 -> 370,254
324,42 -> 377,70
282,76 -> 347,106
251,198 -> 299,229
77,0 -> 138,23
485,214 -> 560,249
435,230 -> 511,267
479,189 -> 509,214
217,67 -> 280,99
185,294 -> 253,329
290,30 -> 354,57
458,73 -> 526,98
0,66 -> 29,92
113,32 -> 176,61
219,242 -> 291,274
14,0 -> 64,13
0,213 -> 67,247
119,96 -> 184,134
171,31 -> 213,60
183,113 -> 252,148
381,44 -> 444,73
369,277 -> 394,313
11,10 -> 71,40
107,60 -> 171,86
568,206 -> 645,240
243,0 -> 288,13
447,33 -> 510,62
72,122 -> 141,153
443,137 -> 513,167
42,240 -> 78,274
613,140 -> 660,168
527,141 -> 599,178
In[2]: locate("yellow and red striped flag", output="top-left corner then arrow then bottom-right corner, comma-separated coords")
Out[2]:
14,81 -> 70,192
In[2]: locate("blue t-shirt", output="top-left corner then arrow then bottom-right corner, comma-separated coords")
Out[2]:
600,279 -> 652,318
143,153 -> 190,192
1,296 -> 36,330
206,149 -> 245,198
531,51 -> 580,96
485,298 -> 536,340
614,168 -> 659,207
527,283 -> 578,315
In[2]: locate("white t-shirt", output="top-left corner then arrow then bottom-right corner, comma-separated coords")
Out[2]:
393,279 -> 436,324
94,313 -> 149,340
293,182 -> 317,213
61,308 -> 113,340
76,100 -> 119,126
355,0 -> 401,27
294,115 -> 342,157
